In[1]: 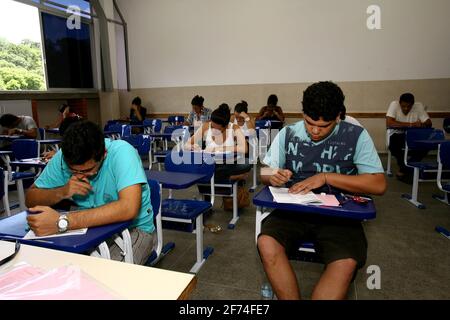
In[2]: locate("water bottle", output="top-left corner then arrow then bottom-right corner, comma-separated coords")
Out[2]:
260,282 -> 273,300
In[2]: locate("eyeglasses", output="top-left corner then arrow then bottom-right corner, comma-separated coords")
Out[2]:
0,240 -> 20,267
61,154 -> 106,177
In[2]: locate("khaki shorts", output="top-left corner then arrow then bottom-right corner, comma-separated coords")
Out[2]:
108,228 -> 156,265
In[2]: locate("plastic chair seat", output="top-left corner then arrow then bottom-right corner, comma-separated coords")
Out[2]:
11,171 -> 36,181
161,199 -> 212,220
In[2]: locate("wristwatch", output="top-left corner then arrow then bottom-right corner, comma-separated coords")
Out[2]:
57,214 -> 69,233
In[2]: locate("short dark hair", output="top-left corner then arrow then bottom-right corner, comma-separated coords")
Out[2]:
0,114 -> 19,128
267,94 -> 278,107
234,100 -> 248,113
61,120 -> 105,166
211,103 -> 231,127
302,81 -> 345,121
132,97 -> 142,106
399,93 -> 415,105
191,95 -> 204,107
59,116 -> 82,136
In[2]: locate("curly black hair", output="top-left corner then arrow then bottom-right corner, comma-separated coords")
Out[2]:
191,95 -> 205,107
234,100 -> 248,113
61,120 -> 105,165
302,81 -> 345,121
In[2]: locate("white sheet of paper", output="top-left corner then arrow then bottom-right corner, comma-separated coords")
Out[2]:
269,187 -> 323,205
23,228 -> 88,240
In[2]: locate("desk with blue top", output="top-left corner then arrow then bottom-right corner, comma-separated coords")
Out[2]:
0,211 -> 133,263
253,186 -> 376,242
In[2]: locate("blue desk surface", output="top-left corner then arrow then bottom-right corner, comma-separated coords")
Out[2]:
149,133 -> 176,140
253,186 -> 376,220
104,130 -> 122,135
146,170 -> 207,189
39,139 -> 61,144
10,160 -> 47,169
415,139 -> 449,148
45,128 -> 60,134
0,211 -> 131,254
0,135 -> 23,141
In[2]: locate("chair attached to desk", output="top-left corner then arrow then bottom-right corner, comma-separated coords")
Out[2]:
158,152 -> 214,273
401,128 -> 447,209
1,140 -> 38,216
433,141 -> 450,206
122,134 -> 153,170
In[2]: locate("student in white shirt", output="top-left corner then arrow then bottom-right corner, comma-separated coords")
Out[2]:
230,100 -> 256,136
386,93 -> 432,178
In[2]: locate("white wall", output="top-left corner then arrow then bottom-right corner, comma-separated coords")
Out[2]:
116,0 -> 450,88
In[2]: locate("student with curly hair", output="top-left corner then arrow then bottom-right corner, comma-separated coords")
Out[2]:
258,81 -> 386,300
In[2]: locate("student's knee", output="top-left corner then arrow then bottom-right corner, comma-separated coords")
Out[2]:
257,235 -> 284,263
327,258 -> 358,279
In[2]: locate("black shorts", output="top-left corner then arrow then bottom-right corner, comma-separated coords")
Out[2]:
259,210 -> 368,269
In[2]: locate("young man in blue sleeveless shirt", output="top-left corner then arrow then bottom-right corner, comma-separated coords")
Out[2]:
258,81 -> 386,300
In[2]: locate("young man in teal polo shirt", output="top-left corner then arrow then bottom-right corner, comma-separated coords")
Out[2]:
26,120 -> 155,265
258,81 -> 386,300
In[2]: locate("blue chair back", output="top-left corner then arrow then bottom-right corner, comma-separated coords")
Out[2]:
439,141 -> 450,168
443,118 -> 450,134
123,135 -> 151,156
147,179 -> 160,219
104,120 -> 120,132
143,119 -> 162,133
255,120 -> 271,129
121,125 -> 132,138
168,115 -> 185,125
0,168 -> 4,200
12,139 -> 39,160
406,129 -> 444,151
38,128 -> 45,140
164,151 -> 215,184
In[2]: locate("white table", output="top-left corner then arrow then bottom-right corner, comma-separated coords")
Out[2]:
0,240 -> 196,300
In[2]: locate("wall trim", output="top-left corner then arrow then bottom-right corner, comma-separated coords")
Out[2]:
146,112 -> 450,119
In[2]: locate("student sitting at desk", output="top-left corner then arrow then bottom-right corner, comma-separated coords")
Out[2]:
25,120 -> 155,265
256,94 -> 285,129
386,93 -> 432,180
185,103 -> 250,182
0,113 -> 39,139
184,95 -> 212,127
230,100 -> 256,136
45,104 -> 81,130
258,81 -> 386,300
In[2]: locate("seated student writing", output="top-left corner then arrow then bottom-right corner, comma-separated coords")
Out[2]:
386,93 -> 432,180
0,113 -> 39,139
45,104 -> 81,130
258,81 -> 386,300
184,95 -> 212,127
25,121 -> 155,265
256,94 -> 285,129
230,100 -> 256,136
184,103 -> 250,182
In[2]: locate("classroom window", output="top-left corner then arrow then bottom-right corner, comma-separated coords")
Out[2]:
0,0 -> 46,91
41,11 -> 94,89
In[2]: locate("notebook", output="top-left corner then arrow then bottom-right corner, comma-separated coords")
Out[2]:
269,187 -> 339,207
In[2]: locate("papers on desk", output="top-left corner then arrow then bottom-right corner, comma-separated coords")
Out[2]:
0,263 -> 119,299
269,187 -> 340,207
23,228 -> 88,240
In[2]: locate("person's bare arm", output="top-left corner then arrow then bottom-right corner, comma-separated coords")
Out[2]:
289,172 -> 387,196
274,107 -> 285,122
184,122 -> 207,150
26,176 -> 93,208
27,184 -> 142,236
386,117 -> 421,128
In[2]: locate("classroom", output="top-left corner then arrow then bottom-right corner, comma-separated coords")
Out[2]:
0,0 -> 449,301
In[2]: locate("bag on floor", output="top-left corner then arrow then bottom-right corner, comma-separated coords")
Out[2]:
222,185 -> 250,211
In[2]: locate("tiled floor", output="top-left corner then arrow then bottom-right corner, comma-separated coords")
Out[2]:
2,154 -> 449,299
